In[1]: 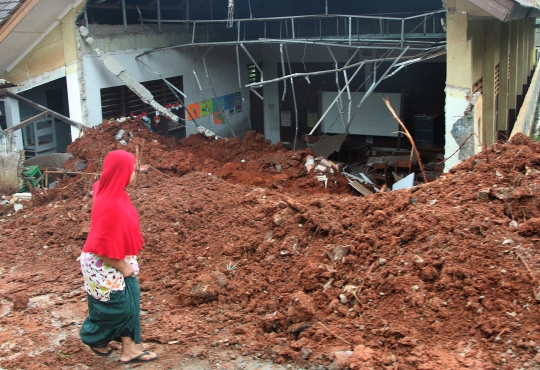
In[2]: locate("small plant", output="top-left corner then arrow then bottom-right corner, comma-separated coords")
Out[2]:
226,261 -> 239,271
57,351 -> 69,358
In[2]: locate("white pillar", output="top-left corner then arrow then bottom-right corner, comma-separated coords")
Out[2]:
263,60 -> 281,144
4,97 -> 24,151
66,68 -> 83,141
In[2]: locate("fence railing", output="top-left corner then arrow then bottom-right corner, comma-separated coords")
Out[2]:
139,10 -> 447,48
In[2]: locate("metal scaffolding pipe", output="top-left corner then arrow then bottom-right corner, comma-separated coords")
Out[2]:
138,11 -> 446,24
308,60 -> 366,135
284,45 -> 299,150
136,58 -> 187,99
343,49 -> 359,123
202,46 -> 236,136
345,46 -> 409,132
193,70 -> 207,103
343,69 -> 352,124
244,44 -> 434,88
280,44 -> 287,101
327,46 -> 346,130
348,17 -> 352,45
117,47 -> 192,127
250,88 -> 264,100
236,44 -> 242,90
240,44 -> 263,85
157,0 -> 162,32
135,38 -> 440,62
121,0 -> 127,31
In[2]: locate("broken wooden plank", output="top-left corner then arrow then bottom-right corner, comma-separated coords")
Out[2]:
350,180 -> 373,196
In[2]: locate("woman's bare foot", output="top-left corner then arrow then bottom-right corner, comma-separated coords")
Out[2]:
119,336 -> 158,363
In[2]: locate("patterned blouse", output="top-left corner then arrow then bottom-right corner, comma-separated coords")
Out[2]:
80,252 -> 139,301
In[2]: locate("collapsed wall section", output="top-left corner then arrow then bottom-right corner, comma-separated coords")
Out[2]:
77,24 -> 253,138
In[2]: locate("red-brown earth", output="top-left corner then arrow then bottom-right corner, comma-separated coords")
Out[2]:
2,118 -> 540,369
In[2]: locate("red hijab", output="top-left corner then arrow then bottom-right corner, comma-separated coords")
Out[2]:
82,150 -> 143,259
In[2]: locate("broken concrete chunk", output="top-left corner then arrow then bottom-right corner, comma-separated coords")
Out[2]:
326,245 -> 350,262
316,175 -> 328,188
115,129 -> 125,140
477,189 -> 490,200
305,156 -> 315,173
315,164 -> 327,173
102,56 -> 126,76
79,26 -> 89,38
273,207 -> 294,226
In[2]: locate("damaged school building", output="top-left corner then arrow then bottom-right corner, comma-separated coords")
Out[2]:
1,0 -> 540,173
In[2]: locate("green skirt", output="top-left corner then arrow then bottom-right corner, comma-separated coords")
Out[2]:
80,276 -> 141,346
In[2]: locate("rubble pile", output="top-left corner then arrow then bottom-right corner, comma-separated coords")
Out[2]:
63,118 -> 351,195
2,120 -> 540,369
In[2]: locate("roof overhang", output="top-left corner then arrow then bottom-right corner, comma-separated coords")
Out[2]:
0,0 -> 84,76
467,0 -> 540,21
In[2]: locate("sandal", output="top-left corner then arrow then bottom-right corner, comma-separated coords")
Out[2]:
90,345 -> 113,357
119,351 -> 158,364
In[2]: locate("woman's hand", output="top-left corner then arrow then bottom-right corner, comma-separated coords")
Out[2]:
99,255 -> 135,278
118,261 -> 135,278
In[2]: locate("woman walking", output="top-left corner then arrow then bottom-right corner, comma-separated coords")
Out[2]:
79,150 -> 158,364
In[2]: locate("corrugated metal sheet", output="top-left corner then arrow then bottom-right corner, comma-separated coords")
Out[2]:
513,0 -> 540,9
0,0 -> 23,26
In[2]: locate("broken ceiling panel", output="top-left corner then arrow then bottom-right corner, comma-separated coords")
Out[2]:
467,0 -> 540,21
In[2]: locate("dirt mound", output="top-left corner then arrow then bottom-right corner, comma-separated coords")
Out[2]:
2,126 -> 540,369
64,118 -> 351,196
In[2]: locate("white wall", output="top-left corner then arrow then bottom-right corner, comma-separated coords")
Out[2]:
82,45 -> 253,138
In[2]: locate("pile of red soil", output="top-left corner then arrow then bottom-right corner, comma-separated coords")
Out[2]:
2,119 -> 540,369
64,118 -> 351,195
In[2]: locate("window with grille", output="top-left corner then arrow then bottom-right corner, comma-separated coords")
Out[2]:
472,78 -> 483,94
247,63 -> 262,84
100,76 -> 184,131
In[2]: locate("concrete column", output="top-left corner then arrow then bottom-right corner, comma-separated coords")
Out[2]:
446,12 -> 472,88
520,20 -> 528,88
508,21 -> 518,110
444,12 -> 474,170
263,57 -> 280,144
4,97 -> 24,151
498,22 -> 511,132
482,19 -> 500,145
66,65 -> 83,141
529,19 -> 536,70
